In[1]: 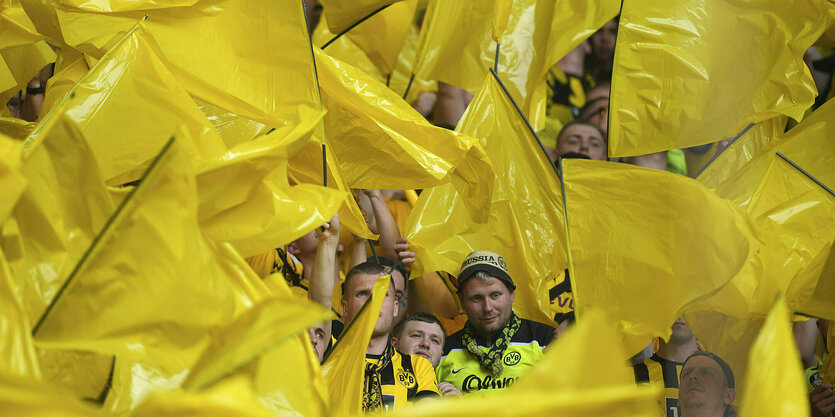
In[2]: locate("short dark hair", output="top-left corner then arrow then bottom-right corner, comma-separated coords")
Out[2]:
342,262 -> 391,299
556,119 -> 606,146
392,312 -> 446,341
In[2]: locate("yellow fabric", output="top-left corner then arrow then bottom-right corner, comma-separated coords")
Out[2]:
39,50 -> 90,118
315,49 -> 493,219
129,376 -> 275,417
0,41 -> 55,106
491,0 -> 511,42
320,0 -> 402,34
696,116 -> 786,189
322,275 -> 391,417
609,0 -> 835,157
31,139 -> 261,375
0,133 -> 24,221
405,74 -> 567,326
413,0 -> 619,128
738,298 -> 809,416
343,0 -> 417,77
182,296 -> 332,391
0,369 -> 99,416
0,116 -> 36,140
10,107 -> 115,325
27,20 -> 226,185
823,326 -> 834,384
561,159 -> 760,354
37,349 -> 113,402
195,115 -> 345,258
0,249 -> 39,379
25,0 -> 321,128
195,99 -> 270,150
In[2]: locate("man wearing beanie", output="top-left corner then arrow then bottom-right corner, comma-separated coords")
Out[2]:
679,351 -> 737,417
435,250 -> 555,395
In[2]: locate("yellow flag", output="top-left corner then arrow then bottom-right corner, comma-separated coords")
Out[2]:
26,20 -> 226,185
195,99 -> 271,150
0,41 -> 55,106
609,0 -> 835,157
696,116 -> 785,190
320,0 -> 402,34
405,74 -> 565,326
823,325 -> 834,384
196,114 -> 346,258
0,250 -> 39,379
23,0 -> 321,129
129,375 -> 275,417
413,0 -> 619,125
0,116 -> 37,140
322,275 -> 391,416
561,158 -> 760,354
343,0 -> 417,77
0,368 -> 99,417
31,139 -> 261,374
315,49 -> 494,216
0,133 -> 24,221
39,50 -> 90,118
10,107 -> 115,325
738,298 -> 809,416
182,296 -> 332,391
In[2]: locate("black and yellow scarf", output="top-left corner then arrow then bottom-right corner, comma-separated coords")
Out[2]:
462,313 -> 521,378
362,343 -> 393,412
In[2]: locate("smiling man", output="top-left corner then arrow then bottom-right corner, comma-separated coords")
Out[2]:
679,352 -> 736,417
435,251 -> 555,395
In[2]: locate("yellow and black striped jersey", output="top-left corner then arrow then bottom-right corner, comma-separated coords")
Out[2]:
366,349 -> 440,411
633,354 -> 684,417
547,270 -> 573,323
436,318 -> 554,395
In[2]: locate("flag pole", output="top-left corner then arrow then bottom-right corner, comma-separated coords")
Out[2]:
321,4 -> 392,49
776,152 -> 835,197
302,0 -> 328,188
692,123 -> 754,179
488,67 -> 561,180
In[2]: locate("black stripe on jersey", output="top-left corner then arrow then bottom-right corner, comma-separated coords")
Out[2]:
380,358 -> 395,386
660,359 -> 680,389
400,354 -> 419,400
633,362 -> 650,383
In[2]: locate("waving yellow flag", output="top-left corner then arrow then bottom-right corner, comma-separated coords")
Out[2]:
413,0 -> 619,125
609,0 -> 835,157
315,49 -> 493,217
739,298 -> 809,416
561,158 -> 760,354
342,0 -> 417,77
322,275 -> 391,416
195,114 -> 345,258
0,250 -> 39,379
32,139 -> 261,374
26,20 -> 226,185
0,134 -> 23,221
406,74 -> 566,326
320,0 -> 402,34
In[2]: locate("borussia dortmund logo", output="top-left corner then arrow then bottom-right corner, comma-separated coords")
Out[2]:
396,369 -> 417,388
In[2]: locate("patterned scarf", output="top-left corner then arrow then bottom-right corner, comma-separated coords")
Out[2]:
462,313 -> 521,378
362,343 -> 393,412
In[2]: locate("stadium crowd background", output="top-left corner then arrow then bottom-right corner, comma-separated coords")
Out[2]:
1,0 -> 834,416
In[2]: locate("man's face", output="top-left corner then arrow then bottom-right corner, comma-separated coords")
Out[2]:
459,276 -> 515,337
289,230 -> 318,257
679,356 -> 734,413
590,19 -> 618,62
342,273 -> 398,337
669,318 -> 695,344
558,124 -> 607,161
392,270 -> 408,326
393,320 -> 445,367
308,323 -> 328,362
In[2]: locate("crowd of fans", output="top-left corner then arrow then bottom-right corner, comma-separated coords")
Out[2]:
4,2 -> 834,417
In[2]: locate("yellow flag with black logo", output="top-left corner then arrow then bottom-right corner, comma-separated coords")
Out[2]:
406,74 -> 566,326
322,275 -> 391,417
561,158 -> 760,354
315,49 -> 494,220
738,297 -> 808,416
609,0 -> 835,157
32,139 -> 261,375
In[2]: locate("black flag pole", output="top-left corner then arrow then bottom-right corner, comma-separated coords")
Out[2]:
494,43 -> 501,73
692,123 -> 754,179
367,239 -> 381,264
301,0 -> 328,188
321,4 -> 392,49
402,73 -> 416,100
776,152 -> 835,197
488,67 -> 562,180
32,137 -> 176,336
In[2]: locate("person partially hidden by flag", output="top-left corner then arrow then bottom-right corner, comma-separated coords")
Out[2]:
546,120 -> 607,162
634,318 -> 702,417
341,262 -> 440,412
436,251 -> 555,395
391,313 -> 446,370
679,352 -> 737,417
